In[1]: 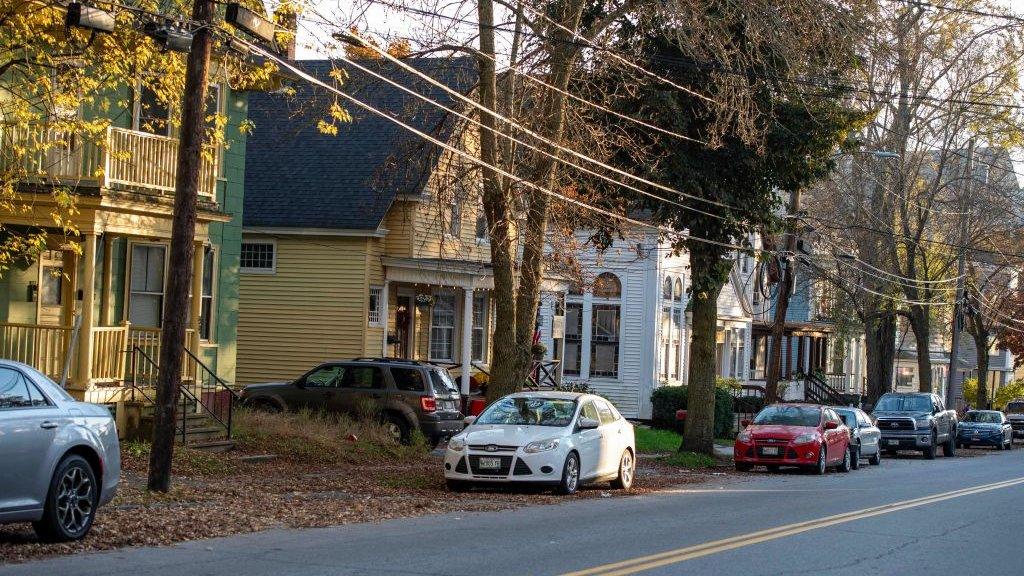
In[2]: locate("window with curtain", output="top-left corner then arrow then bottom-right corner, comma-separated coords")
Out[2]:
661,276 -> 673,380
471,292 -> 489,362
429,292 -> 456,361
129,244 -> 166,327
368,287 -> 382,326
591,272 -> 621,378
564,302 -> 583,376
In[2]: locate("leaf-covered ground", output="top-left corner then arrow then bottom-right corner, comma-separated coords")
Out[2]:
0,411 -> 731,565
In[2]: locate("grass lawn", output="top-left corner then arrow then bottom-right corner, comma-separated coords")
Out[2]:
660,451 -> 717,469
635,427 -> 733,453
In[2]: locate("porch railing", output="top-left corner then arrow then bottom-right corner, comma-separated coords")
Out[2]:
127,327 -> 196,385
0,124 -> 216,197
90,325 -> 129,383
0,322 -> 74,381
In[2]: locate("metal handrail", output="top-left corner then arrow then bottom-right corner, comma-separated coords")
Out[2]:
182,346 -> 237,439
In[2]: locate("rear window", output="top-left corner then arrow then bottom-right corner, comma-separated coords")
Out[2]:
391,367 -> 426,392
1006,402 -> 1024,414
429,369 -> 460,396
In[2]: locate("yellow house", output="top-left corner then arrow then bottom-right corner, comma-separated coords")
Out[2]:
237,57 -> 502,394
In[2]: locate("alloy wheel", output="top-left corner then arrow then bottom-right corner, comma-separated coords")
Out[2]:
386,422 -> 403,443
816,446 -> 826,475
620,451 -> 634,488
566,455 -> 579,492
56,466 -> 94,536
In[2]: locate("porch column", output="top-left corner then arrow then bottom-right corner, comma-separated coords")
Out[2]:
460,286 -> 474,396
100,234 -> 114,326
75,233 -> 97,388
802,336 -> 811,373
381,280 -> 390,356
189,241 -> 203,356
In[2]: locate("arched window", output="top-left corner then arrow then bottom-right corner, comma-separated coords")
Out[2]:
565,281 -> 583,376
593,272 -> 621,299
591,272 -> 621,378
673,278 -> 683,300
663,276 -> 673,300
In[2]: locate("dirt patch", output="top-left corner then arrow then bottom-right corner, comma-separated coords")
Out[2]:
0,411 -> 726,564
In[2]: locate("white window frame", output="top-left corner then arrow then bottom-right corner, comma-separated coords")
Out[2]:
199,245 -> 217,342
368,286 -> 383,326
126,241 -> 168,328
471,292 -> 489,362
589,272 -> 623,380
448,198 -> 463,238
429,291 -> 457,362
240,239 -> 276,274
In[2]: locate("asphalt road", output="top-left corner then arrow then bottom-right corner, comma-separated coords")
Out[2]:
5,448 -> 1024,576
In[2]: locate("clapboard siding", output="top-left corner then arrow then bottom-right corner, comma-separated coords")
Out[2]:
383,203 -> 415,258
236,235 -> 369,384
364,238 -> 386,355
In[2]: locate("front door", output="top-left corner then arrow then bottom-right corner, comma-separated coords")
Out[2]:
395,296 -> 413,360
37,250 -> 66,327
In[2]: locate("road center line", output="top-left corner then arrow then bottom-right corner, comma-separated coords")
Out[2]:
562,476 -> 1024,576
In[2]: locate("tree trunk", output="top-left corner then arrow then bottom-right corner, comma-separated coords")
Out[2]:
908,305 -> 932,393
681,247 -> 727,455
477,0 -> 521,404
864,309 -> 896,405
147,0 -> 214,493
765,190 -> 800,403
974,331 -> 990,409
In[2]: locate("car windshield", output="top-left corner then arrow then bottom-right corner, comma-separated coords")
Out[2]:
753,406 -> 821,427
429,369 -> 460,396
874,395 -> 931,412
475,397 -> 576,427
835,409 -> 856,427
964,411 -> 1002,423
1006,402 -> 1024,415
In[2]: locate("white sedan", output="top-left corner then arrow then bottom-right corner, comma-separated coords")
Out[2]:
443,391 -> 635,494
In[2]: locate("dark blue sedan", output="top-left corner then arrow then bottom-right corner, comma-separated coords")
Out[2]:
957,410 -> 1013,450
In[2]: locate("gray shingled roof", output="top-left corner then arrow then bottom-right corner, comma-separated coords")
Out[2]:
244,57 -> 476,230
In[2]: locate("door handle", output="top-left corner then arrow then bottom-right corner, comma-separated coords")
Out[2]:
40,421 -> 59,430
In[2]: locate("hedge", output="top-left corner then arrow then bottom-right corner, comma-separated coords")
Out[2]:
651,382 -> 735,438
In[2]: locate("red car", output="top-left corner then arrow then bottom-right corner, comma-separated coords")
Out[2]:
734,404 -> 852,474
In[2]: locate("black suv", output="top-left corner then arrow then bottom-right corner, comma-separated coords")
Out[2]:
240,358 -> 464,445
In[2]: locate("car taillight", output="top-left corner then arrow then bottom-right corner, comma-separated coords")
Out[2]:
420,397 -> 437,412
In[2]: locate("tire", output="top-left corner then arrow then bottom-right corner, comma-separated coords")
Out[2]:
611,449 -> 635,490
445,479 -> 472,492
839,445 -> 852,473
923,432 -> 937,460
850,444 -> 861,470
558,452 -> 581,495
885,449 -> 898,457
1006,437 -> 1014,450
383,412 -> 412,445
248,398 -> 282,413
812,446 -> 827,475
868,448 -> 881,466
735,462 -> 753,472
943,434 -> 956,457
33,454 -> 98,542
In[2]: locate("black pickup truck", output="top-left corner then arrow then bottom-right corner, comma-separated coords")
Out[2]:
871,392 -> 958,459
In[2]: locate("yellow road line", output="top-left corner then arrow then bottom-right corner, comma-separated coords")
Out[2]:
562,476 -> 1024,576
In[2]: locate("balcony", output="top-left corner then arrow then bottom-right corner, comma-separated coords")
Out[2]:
0,125 -> 217,198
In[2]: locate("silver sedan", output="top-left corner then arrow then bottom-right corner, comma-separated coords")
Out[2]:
0,360 -> 120,541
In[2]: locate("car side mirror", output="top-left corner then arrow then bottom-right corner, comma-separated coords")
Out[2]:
825,421 -> 839,430
741,419 -> 751,427
578,417 -> 600,430
463,415 -> 477,427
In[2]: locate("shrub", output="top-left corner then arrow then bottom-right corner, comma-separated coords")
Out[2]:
650,383 -> 734,438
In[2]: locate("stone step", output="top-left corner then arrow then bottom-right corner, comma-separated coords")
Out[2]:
187,439 -> 235,453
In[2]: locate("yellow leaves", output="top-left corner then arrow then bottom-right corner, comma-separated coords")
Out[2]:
329,67 -> 349,84
316,120 -> 339,136
329,101 -> 351,123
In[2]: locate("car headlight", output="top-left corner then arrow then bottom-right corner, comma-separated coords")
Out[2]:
737,431 -> 752,442
524,438 -> 560,453
448,436 -> 467,451
792,433 -> 818,445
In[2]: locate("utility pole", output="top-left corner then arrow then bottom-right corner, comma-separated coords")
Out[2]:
946,138 -> 974,412
148,0 -> 215,492
765,188 -> 801,403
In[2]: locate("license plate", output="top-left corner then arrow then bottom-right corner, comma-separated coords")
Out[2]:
442,400 -> 456,411
761,446 -> 779,456
888,440 -> 900,446
478,457 -> 501,469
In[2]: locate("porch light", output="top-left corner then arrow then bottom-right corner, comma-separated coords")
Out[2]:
143,21 -> 194,53
225,3 -> 276,44
65,2 -> 115,34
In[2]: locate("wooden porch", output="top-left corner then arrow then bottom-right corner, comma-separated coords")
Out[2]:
0,124 -> 217,198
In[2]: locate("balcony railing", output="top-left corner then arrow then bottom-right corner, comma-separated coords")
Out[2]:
0,125 -> 216,198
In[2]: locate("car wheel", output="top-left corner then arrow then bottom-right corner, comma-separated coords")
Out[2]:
382,412 -> 412,445
1006,437 -> 1013,450
868,448 -> 881,466
766,465 -> 780,472
558,452 -> 581,495
445,479 -> 472,492
813,446 -> 827,475
611,449 -> 635,490
997,439 -> 1005,451
943,433 -> 956,457
923,432 -> 937,460
735,462 -> 753,472
849,444 -> 860,470
839,445 -> 852,473
33,454 -> 98,542
885,449 -> 898,457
